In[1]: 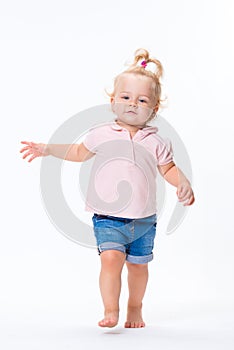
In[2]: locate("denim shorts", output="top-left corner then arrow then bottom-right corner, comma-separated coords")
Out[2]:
92,213 -> 157,264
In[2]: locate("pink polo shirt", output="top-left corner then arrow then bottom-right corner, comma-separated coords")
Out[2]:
83,119 -> 174,219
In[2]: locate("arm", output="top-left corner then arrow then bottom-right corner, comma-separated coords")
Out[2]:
20,141 -> 95,163
157,161 -> 195,206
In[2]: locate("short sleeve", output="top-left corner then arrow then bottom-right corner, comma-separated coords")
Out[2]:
82,127 -> 98,153
156,137 -> 174,165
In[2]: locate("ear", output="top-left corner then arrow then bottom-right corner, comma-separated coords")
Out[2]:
153,104 -> 159,113
110,96 -> 115,113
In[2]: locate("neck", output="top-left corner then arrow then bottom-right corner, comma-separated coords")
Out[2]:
115,119 -> 145,132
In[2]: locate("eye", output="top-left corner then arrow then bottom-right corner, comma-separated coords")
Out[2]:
121,96 -> 129,100
139,99 -> 147,103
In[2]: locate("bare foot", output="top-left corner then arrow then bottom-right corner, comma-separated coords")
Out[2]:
124,305 -> 145,328
98,311 -> 119,328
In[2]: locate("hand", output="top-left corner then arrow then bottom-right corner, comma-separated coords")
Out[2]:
20,141 -> 49,162
176,181 -> 195,206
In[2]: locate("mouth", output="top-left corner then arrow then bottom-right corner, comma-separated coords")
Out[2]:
126,110 -> 137,115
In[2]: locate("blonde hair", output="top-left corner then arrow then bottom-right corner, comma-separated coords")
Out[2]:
108,48 -> 165,118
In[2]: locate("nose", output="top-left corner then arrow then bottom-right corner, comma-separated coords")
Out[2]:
129,98 -> 137,107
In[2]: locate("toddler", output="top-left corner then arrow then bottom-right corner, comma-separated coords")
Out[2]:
20,48 -> 195,328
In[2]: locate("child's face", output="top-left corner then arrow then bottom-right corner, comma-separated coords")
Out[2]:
111,73 -> 158,127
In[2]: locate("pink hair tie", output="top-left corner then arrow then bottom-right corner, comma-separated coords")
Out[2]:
141,60 -> 147,68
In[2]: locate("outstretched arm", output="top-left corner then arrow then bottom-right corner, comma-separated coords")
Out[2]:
157,161 -> 195,206
20,141 -> 95,163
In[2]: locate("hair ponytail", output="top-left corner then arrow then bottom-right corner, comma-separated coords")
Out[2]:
128,48 -> 163,80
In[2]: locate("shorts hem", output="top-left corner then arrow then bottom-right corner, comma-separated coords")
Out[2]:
126,253 -> 154,264
98,242 -> 126,255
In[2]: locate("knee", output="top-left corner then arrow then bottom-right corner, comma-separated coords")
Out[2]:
100,250 -> 126,270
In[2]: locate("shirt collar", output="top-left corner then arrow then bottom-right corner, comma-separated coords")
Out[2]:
110,119 -> 158,135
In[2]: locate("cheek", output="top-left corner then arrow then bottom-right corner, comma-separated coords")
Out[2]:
112,102 -> 125,114
137,106 -> 153,118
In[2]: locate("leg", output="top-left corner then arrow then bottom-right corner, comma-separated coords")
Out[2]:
98,250 -> 126,327
125,262 -> 149,328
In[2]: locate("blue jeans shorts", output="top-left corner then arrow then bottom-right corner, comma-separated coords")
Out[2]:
92,213 -> 157,264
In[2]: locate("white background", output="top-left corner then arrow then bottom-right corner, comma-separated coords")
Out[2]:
1,0 -> 234,349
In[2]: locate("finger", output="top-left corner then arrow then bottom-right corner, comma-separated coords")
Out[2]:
177,186 -> 186,197
20,146 -> 31,153
181,186 -> 192,197
178,189 -> 190,201
187,196 -> 195,205
183,196 -> 195,206
21,141 -> 37,147
178,192 -> 186,200
21,141 -> 32,146
179,186 -> 190,196
22,150 -> 33,159
28,155 -> 37,162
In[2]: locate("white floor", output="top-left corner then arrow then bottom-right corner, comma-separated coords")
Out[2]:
1,304 -> 234,350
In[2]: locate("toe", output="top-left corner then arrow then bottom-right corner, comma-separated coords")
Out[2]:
98,319 -> 105,327
124,320 -> 145,328
99,317 -> 118,328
